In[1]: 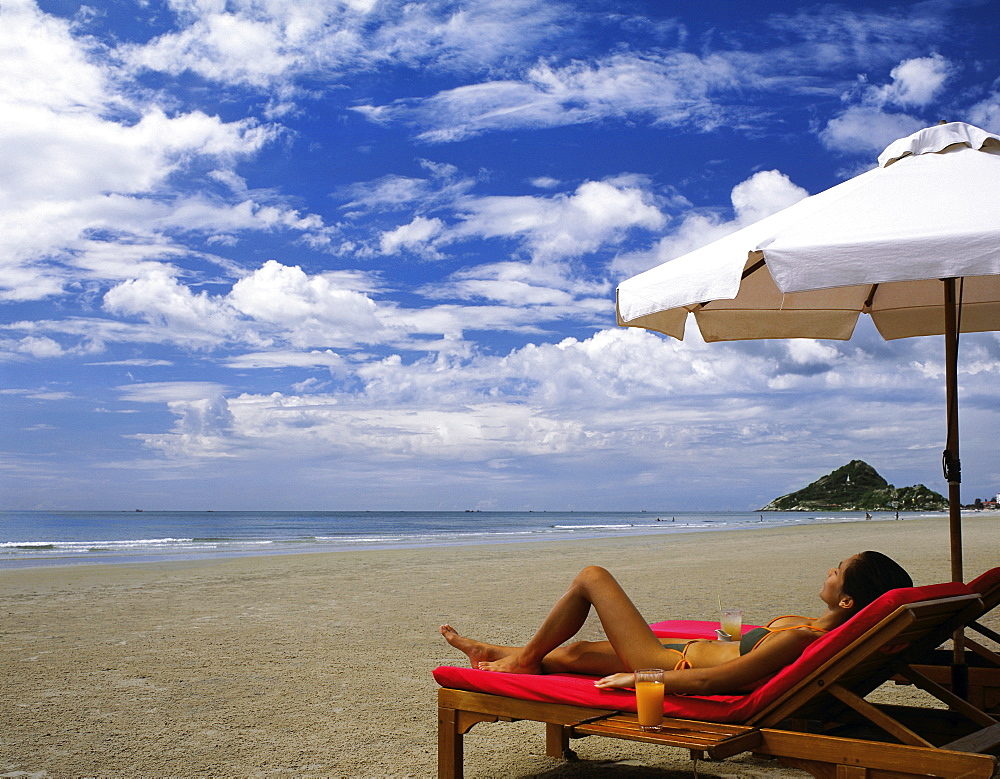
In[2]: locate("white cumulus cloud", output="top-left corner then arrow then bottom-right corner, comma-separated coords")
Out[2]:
451,176 -> 666,262
103,271 -> 244,348
818,55 -> 956,155
968,92 -> 1000,134
612,170 -> 808,278
354,52 -> 747,142
123,0 -> 566,89
379,216 -> 445,256
729,170 -> 810,227
0,0 -> 331,305
819,106 -> 925,155
228,261 -> 385,347
872,54 -> 954,108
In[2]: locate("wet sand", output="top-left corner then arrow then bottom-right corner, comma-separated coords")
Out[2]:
2,515 -> 997,778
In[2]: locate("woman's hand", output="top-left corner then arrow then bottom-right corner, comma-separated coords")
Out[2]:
594,672 -> 635,689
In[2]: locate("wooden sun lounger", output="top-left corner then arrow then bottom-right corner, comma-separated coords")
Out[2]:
436,590 -> 1000,778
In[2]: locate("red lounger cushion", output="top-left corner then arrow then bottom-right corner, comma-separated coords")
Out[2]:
433,667 -> 747,720
434,582 -> 972,723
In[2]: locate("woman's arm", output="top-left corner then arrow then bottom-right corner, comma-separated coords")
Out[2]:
595,628 -> 818,694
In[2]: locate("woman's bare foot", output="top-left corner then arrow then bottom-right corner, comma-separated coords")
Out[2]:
440,625 -> 516,669
477,652 -> 542,674
594,672 -> 636,689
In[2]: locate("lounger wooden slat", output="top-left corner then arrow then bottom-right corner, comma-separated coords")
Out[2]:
437,688 -> 612,727
902,658 -> 1000,712
972,623 -> 1000,645
825,684 -> 935,747
895,664 -> 998,727
756,728 -> 997,778
572,714 -> 761,758
943,721 -> 1000,754
969,638 -> 1000,665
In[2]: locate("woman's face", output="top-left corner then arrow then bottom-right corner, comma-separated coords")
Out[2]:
821,555 -> 859,608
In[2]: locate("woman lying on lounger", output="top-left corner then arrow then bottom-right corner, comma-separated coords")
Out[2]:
441,551 -> 911,695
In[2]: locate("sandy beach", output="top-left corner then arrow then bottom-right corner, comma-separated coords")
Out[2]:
3,515 -> 997,778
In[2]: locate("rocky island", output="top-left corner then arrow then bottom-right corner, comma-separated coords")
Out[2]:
760,460 -> 948,512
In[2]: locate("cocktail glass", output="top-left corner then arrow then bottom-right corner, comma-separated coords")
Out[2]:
720,608 -> 743,641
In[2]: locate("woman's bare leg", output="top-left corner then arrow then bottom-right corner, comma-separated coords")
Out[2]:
476,565 -> 672,674
441,629 -> 628,675
541,640 -> 627,675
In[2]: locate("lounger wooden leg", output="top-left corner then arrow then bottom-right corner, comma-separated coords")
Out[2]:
438,706 -> 462,779
438,705 -> 502,779
545,723 -> 577,759
835,767 -> 869,778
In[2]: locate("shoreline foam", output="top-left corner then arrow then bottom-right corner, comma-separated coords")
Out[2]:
1,508 -> 954,570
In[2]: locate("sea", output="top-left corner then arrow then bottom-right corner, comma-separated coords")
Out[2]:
0,509 -> 943,570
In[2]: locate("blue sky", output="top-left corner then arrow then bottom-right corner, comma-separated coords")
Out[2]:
2,0 -> 998,511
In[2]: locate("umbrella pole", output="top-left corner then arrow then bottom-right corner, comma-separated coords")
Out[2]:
943,277 -> 968,699
943,277 -> 963,583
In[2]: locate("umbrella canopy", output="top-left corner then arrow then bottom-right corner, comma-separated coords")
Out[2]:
616,121 -> 1000,586
617,122 -> 1000,344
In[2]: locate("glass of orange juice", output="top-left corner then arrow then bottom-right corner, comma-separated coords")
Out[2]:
720,608 -> 743,641
634,668 -> 665,731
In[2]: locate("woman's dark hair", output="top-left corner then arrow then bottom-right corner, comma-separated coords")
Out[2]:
841,551 -> 913,614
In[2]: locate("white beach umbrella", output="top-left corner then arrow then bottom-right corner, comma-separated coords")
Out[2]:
616,121 -> 1000,589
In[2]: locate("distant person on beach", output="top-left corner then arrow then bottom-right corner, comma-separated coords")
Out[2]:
441,551 -> 911,695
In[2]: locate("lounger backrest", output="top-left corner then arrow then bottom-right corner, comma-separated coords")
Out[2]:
969,567 -> 1000,611
746,582 -> 978,726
